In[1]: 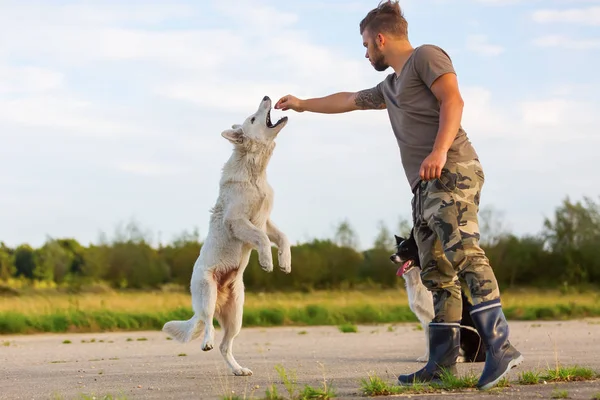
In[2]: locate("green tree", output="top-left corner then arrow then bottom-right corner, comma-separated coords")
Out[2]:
36,239 -> 75,283
542,196 -> 600,284
0,242 -> 16,281
479,205 -> 511,247
14,244 -> 37,280
373,220 -> 394,251
159,228 -> 202,285
333,219 -> 359,250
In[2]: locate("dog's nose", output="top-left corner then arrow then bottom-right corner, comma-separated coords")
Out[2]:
263,96 -> 269,102
389,255 -> 395,262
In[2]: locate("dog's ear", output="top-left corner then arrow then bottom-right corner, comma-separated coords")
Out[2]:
221,126 -> 244,144
394,234 -> 403,244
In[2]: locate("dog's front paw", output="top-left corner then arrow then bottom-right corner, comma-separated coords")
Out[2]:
233,367 -> 253,376
259,251 -> 274,272
278,248 -> 291,274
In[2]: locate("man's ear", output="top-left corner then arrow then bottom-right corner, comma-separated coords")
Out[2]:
221,125 -> 244,144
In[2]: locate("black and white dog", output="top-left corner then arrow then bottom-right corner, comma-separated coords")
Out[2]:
391,229 -> 486,364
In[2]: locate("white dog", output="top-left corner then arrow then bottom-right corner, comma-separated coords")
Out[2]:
162,96 -> 292,376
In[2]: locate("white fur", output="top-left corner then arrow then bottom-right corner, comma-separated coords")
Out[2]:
401,266 -> 434,362
162,96 -> 291,376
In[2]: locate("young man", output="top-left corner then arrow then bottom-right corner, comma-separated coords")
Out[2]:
275,0 -> 523,391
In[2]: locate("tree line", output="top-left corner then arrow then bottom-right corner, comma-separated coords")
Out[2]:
1,196 -> 599,291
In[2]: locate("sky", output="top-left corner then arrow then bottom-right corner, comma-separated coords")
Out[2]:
0,0 -> 598,251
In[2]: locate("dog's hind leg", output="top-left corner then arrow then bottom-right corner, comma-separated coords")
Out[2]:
216,279 -> 252,376
162,269 -> 206,342
190,269 -> 218,351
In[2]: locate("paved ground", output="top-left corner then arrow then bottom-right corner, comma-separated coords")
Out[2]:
1,319 -> 600,399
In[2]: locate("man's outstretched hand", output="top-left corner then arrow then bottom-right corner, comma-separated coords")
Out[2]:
275,95 -> 304,112
419,149 -> 447,181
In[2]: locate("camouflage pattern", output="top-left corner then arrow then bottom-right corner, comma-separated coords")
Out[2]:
411,159 -> 500,323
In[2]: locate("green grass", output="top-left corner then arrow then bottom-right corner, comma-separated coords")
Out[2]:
266,364 -> 336,400
360,366 -> 595,397
337,323 -> 357,333
519,366 -> 598,384
518,370 -> 541,385
551,389 -> 569,399
359,370 -> 482,396
542,366 -> 598,382
1,288 -> 600,334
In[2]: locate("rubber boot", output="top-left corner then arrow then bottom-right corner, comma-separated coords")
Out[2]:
470,299 -> 524,390
397,323 -> 460,385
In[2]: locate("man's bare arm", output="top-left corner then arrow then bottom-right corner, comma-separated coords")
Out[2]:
275,88 -> 386,113
353,87 -> 387,110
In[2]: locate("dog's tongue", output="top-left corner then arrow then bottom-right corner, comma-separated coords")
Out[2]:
396,261 -> 411,276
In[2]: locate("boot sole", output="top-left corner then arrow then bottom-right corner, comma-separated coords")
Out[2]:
478,354 -> 524,390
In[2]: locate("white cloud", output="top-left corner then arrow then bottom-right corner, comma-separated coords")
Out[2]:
0,96 -> 138,138
520,98 -> 596,128
532,6 -> 600,25
0,2 -> 196,26
115,162 -> 188,177
473,0 -> 540,4
466,35 -> 505,56
532,35 -> 600,49
0,66 -> 64,94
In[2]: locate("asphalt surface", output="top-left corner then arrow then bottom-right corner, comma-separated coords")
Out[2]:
1,319 -> 599,399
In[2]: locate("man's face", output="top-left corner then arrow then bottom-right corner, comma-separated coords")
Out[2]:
362,30 -> 388,72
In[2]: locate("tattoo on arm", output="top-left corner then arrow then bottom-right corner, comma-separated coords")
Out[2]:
354,88 -> 386,110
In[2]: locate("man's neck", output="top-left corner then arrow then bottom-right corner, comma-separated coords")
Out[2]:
386,40 -> 415,77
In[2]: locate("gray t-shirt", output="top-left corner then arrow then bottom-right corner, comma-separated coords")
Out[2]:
374,44 -> 478,191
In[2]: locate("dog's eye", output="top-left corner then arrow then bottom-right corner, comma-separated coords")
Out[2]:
250,117 -> 255,124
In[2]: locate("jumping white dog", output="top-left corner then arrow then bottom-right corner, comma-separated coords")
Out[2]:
162,96 -> 291,376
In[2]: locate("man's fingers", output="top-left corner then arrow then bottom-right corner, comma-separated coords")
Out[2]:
275,97 -> 287,109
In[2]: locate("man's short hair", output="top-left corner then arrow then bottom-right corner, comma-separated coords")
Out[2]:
359,0 -> 408,39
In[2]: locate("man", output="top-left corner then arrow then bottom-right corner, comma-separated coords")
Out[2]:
275,0 -> 523,391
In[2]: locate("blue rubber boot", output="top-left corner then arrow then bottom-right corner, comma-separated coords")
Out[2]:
470,299 -> 524,390
397,323 -> 460,385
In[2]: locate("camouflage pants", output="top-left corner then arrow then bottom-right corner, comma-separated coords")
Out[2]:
411,159 -> 500,323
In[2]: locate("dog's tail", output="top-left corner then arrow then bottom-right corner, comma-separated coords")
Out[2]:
162,316 -> 203,343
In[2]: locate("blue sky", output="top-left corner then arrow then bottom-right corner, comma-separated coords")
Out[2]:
0,0 -> 598,250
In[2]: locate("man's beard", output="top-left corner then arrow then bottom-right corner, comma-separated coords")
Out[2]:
371,50 -> 389,72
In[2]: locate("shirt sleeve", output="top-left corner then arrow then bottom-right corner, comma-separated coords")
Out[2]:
375,79 -> 386,101
414,45 -> 456,88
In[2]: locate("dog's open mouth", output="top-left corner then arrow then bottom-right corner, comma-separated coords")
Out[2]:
396,259 -> 415,276
266,108 -> 287,129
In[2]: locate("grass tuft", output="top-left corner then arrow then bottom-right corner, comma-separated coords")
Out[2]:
551,389 -> 569,399
337,323 -> 357,333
